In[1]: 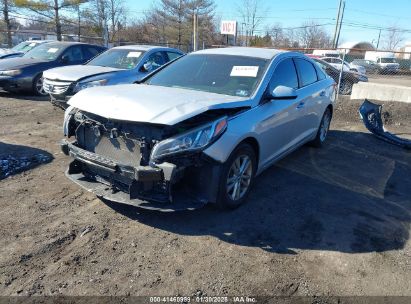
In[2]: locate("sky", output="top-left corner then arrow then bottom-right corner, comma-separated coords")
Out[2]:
124,0 -> 411,48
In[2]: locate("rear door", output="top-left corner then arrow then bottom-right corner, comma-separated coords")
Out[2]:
294,57 -> 328,137
59,45 -> 85,66
82,45 -> 104,62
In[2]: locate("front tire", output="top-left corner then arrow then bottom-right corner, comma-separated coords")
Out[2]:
33,74 -> 47,96
339,80 -> 353,95
310,108 -> 332,148
215,143 -> 256,209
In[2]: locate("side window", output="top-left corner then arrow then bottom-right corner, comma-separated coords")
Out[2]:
315,63 -> 327,80
83,46 -> 101,60
166,52 -> 182,62
62,46 -> 83,62
270,58 -> 299,90
144,52 -> 166,71
294,58 -> 318,87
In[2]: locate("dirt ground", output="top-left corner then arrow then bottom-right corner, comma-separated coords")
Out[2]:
0,92 -> 410,299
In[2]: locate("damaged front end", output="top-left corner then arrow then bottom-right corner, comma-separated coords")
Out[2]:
359,99 -> 411,150
62,108 -> 242,211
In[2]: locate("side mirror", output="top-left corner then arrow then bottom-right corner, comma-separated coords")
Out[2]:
141,62 -> 153,72
61,55 -> 69,63
270,85 -> 298,100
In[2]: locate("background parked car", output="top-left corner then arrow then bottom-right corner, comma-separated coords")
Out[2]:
351,59 -> 381,74
313,58 -> 368,95
43,45 -> 184,108
0,40 -> 52,60
321,57 -> 366,75
0,42 -> 106,96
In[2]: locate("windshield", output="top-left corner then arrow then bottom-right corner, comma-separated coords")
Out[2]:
146,54 -> 269,97
380,58 -> 396,63
88,49 -> 145,69
23,43 -> 65,61
12,41 -> 39,53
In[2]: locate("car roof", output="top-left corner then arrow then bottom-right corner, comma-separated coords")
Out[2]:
113,45 -> 182,52
193,47 -> 286,59
42,41 -> 103,47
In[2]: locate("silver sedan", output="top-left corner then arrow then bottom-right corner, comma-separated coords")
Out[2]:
62,47 -> 336,211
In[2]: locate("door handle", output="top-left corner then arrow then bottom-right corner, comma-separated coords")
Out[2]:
319,90 -> 326,97
296,102 -> 305,109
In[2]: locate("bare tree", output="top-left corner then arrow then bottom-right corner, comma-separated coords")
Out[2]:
15,0 -> 87,41
297,21 -> 332,49
82,0 -> 126,45
237,0 -> 266,46
383,26 -> 404,51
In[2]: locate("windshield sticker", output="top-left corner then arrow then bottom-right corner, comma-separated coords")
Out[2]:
127,51 -> 142,58
230,66 -> 259,77
47,48 -> 59,53
29,43 -> 36,47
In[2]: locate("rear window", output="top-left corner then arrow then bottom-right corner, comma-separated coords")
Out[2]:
294,58 -> 318,87
166,52 -> 182,61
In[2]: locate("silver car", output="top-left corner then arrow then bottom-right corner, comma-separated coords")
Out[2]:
61,47 -> 336,211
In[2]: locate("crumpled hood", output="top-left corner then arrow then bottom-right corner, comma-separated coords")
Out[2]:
68,84 -> 250,125
0,57 -> 45,70
44,65 -> 121,82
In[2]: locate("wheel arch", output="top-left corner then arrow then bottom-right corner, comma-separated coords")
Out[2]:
236,136 -> 260,171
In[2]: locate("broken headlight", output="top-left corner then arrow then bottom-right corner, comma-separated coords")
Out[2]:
150,117 -> 228,162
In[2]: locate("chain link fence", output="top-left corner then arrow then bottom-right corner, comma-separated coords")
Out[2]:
279,47 -> 411,99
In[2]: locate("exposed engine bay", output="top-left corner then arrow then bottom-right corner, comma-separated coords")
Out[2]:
62,107 -> 248,210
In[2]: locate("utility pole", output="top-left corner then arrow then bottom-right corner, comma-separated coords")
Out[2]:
335,0 -> 345,49
193,12 -> 198,51
77,4 -> 81,41
333,0 -> 343,48
3,0 -> 12,47
376,29 -> 381,49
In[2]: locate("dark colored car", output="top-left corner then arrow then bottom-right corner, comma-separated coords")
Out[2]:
351,59 -> 381,74
0,42 -> 106,95
313,58 -> 368,95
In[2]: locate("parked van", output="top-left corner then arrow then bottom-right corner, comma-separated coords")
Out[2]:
312,49 -> 341,58
364,51 -> 400,73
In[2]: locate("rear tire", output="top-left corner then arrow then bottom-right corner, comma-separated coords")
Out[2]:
215,143 -> 257,210
339,80 -> 353,95
33,74 -> 47,96
310,108 -> 332,148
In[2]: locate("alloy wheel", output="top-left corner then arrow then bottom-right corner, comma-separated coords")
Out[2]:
320,110 -> 332,142
226,154 -> 253,201
35,76 -> 47,96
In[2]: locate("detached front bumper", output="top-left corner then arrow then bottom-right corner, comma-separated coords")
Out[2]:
61,140 -> 216,211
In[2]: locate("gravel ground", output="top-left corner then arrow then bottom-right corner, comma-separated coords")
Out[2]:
0,92 -> 410,298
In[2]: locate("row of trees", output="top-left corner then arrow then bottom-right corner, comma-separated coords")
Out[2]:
0,0 -> 126,46
0,0 -> 405,51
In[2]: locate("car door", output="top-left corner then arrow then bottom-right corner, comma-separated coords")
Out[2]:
60,45 -> 84,66
82,45 -> 103,62
257,57 -> 308,166
294,57 -> 327,138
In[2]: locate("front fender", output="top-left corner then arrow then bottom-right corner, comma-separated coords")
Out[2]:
203,118 -> 260,165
